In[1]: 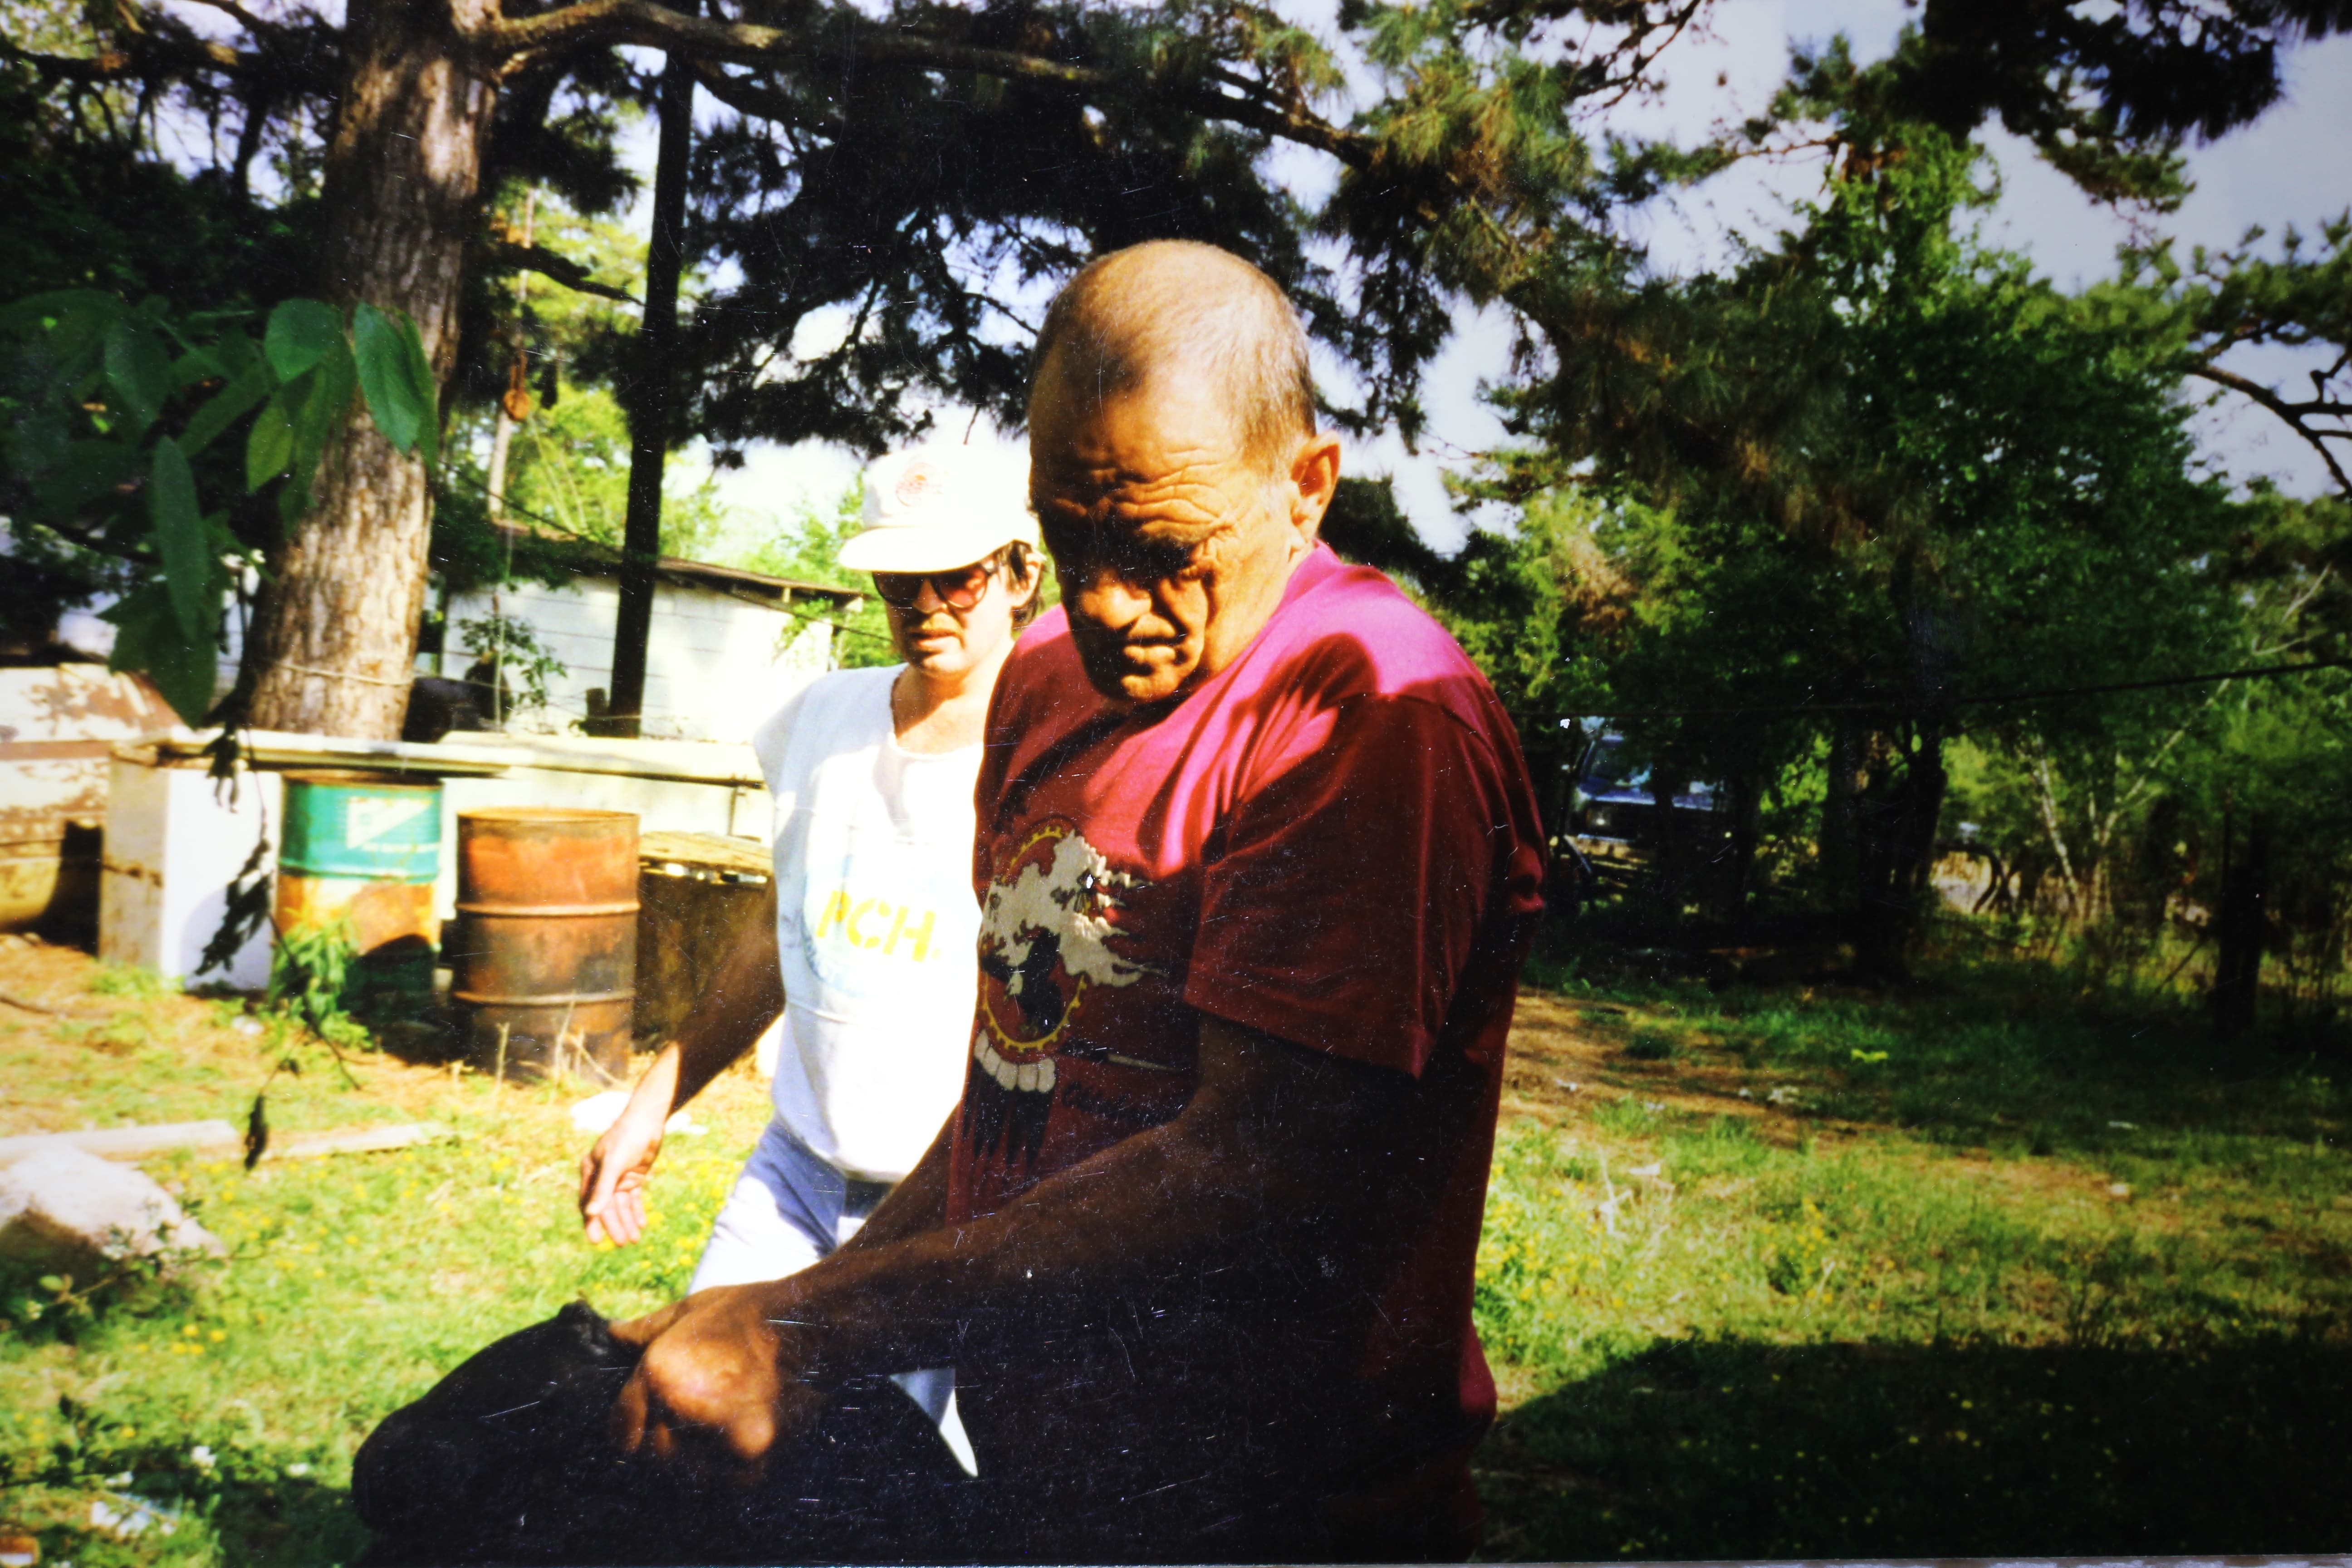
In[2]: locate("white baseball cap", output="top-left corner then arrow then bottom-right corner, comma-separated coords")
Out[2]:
837,442 -> 1041,573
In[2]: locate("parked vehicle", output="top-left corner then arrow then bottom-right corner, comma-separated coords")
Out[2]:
1565,731 -> 1725,848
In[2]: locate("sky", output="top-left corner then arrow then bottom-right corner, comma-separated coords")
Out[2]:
665,0 -> 2352,554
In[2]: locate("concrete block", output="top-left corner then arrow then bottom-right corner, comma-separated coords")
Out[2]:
0,1120 -> 242,1167
0,1145 -> 223,1280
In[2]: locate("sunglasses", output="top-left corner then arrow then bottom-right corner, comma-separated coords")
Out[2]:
872,558 -> 999,610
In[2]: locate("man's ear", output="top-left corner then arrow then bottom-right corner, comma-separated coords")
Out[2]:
1287,430 -> 1343,548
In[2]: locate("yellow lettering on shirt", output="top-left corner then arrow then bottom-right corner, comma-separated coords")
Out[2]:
813,890 -> 852,940
813,889 -> 936,960
897,908 -> 936,962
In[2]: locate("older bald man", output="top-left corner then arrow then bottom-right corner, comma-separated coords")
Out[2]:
612,240 -> 1547,1562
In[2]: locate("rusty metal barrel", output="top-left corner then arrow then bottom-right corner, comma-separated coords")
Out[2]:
451,808 -> 639,1083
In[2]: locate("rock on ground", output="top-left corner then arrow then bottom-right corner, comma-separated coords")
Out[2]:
0,1144 -> 223,1281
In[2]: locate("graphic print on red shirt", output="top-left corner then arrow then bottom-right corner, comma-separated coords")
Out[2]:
965,815 -> 1177,1172
949,544 -> 1547,1536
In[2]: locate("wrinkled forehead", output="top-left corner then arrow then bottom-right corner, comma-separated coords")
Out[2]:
1027,441 -> 1244,560
1029,365 -> 1259,525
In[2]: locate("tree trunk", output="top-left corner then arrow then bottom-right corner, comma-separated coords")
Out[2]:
246,0 -> 503,739
1719,764 -> 1764,927
1856,727 -> 1947,976
607,13 -> 697,738
1820,716 -> 1865,909
2211,809 -> 2271,1039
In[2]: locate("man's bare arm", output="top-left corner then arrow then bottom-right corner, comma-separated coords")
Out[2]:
833,1114 -> 955,1257
611,1014 -> 1434,1464
661,881 -> 786,1106
580,885 -> 783,1245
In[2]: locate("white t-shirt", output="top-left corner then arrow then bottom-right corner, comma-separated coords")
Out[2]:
751,666 -> 982,1182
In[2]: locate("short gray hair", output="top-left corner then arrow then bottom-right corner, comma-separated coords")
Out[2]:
1030,241 -> 1317,468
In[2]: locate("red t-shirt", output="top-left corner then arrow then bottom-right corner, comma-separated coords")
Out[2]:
946,544 -> 1546,1552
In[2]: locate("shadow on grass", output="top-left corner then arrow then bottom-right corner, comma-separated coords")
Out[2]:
1521,922 -> 2351,1179
209,1471 -> 371,1567
1476,1329 -> 2352,1561
12,1447 -> 368,1568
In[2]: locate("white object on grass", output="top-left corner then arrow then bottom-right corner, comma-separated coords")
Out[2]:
0,1146 -> 222,1277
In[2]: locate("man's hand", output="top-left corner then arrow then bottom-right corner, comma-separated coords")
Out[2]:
609,1287 -> 826,1481
579,1068 -> 674,1245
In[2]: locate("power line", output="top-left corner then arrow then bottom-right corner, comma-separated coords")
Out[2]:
1573,653 -> 2352,721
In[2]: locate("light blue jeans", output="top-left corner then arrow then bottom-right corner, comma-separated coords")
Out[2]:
688,1117 -> 976,1475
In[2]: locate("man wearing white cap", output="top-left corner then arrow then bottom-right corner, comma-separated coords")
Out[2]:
576,441 -> 1041,1477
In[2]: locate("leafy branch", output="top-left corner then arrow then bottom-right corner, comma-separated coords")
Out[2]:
0,291 -> 441,722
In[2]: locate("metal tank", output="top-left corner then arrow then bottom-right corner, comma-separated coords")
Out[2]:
451,807 -> 639,1083
0,665 -> 181,942
274,772 -> 443,999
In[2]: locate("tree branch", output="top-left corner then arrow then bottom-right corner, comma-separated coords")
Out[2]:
478,240 -> 638,302
478,0 -> 1373,167
0,33 -> 245,82
686,58 -> 834,135
1,14 -> 338,101
180,0 -> 278,41
2191,361 -> 2352,496
485,0 -> 1086,81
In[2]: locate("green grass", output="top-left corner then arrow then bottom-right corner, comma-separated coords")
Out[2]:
0,951 -> 772,1566
1473,942 -> 2352,1559
1,1131 -> 757,1566
4,938 -> 2349,1562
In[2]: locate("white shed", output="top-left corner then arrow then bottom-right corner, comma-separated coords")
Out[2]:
438,530 -> 865,745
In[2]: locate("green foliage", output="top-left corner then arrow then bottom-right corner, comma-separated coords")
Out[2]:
0,290 -> 439,720
264,918 -> 370,1057
736,480 -> 897,670
1869,2 -> 2352,206
454,612 -> 568,721
86,962 -> 176,1000
350,306 -> 438,466
432,205 -> 732,598
1424,63 -> 2249,957
502,387 -> 724,561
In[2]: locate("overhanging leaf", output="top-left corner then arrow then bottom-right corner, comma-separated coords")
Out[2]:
103,320 -> 173,432
148,437 -> 213,642
170,345 -> 224,388
30,440 -> 141,517
302,332 -> 358,467
353,303 -> 432,456
5,411 -> 71,478
181,357 -> 273,459
210,328 -> 264,379
34,293 -> 122,395
242,1091 -> 269,1170
282,339 -> 357,522
0,288 -> 120,336
247,378 -> 302,490
264,298 -> 342,382
100,583 -> 215,724
278,471 -> 312,532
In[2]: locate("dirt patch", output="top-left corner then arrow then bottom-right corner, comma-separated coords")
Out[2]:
1502,989 -> 1802,1138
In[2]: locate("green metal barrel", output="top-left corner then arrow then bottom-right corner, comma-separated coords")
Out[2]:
274,771 -> 444,998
